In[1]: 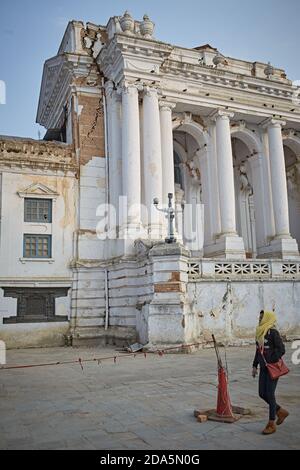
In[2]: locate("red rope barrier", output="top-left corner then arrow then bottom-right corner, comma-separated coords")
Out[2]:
0,341 -> 214,372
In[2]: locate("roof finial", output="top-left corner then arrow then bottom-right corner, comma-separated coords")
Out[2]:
140,14 -> 155,39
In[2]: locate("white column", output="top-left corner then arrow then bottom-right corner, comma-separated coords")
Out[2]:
213,110 -> 237,236
206,122 -> 221,240
249,154 -> 269,251
121,83 -> 141,232
111,90 -> 122,212
105,82 -> 122,237
261,130 -> 276,240
204,110 -> 245,259
266,118 -> 290,238
196,149 -> 211,247
143,87 -> 162,238
160,101 -> 176,207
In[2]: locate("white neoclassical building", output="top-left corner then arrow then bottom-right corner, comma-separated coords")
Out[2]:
0,12 -> 300,348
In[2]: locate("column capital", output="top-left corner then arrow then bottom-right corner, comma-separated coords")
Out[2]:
143,85 -> 161,98
120,81 -> 142,95
104,80 -> 115,97
260,117 -> 286,129
209,109 -> 235,122
159,100 -> 176,111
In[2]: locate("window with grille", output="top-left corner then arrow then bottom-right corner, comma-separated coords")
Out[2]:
3,287 -> 69,324
24,198 -> 52,223
23,235 -> 52,258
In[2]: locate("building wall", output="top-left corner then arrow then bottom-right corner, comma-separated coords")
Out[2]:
0,171 -> 76,279
2,14 -> 300,349
186,280 -> 300,345
0,139 -> 77,347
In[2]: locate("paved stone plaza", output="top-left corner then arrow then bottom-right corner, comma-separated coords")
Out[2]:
0,345 -> 299,450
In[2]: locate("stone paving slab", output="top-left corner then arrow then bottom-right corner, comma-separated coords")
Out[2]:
0,345 -> 299,450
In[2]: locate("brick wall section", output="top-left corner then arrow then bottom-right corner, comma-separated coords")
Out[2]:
154,271 -> 184,293
77,94 -> 105,165
154,282 -> 183,293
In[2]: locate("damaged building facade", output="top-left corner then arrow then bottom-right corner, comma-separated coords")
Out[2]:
0,12 -> 300,348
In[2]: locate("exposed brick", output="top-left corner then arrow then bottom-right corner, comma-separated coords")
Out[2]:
74,94 -> 106,166
154,282 -> 183,293
170,272 -> 180,282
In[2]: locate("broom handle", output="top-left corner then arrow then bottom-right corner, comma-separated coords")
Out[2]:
212,334 -> 223,368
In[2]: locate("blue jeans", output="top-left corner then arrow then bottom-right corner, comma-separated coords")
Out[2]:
259,367 -> 281,421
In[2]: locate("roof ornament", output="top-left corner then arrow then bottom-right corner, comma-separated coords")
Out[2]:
92,33 -> 103,59
140,14 -> 155,39
264,62 -> 274,79
213,52 -> 225,67
119,11 -> 134,35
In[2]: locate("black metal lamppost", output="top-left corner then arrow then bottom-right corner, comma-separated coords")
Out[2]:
153,193 -> 177,244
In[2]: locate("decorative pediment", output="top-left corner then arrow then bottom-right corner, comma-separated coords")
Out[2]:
17,183 -> 59,199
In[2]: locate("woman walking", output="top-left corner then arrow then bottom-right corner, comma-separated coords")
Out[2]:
252,310 -> 289,435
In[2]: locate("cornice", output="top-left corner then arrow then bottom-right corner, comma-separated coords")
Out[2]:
97,32 -> 300,122
159,59 -> 297,100
159,84 -> 300,126
36,53 -> 100,129
99,32 -> 295,94
98,33 -> 173,84
0,138 -> 77,173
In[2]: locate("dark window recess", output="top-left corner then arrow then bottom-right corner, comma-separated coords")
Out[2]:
43,107 -> 67,143
23,234 -> 51,258
2,288 -> 69,324
174,151 -> 183,189
43,127 -> 66,143
24,198 -> 52,223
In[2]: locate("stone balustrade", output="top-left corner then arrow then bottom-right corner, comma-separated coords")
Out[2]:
188,259 -> 300,280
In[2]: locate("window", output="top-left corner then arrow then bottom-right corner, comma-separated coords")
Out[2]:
24,198 -> 52,223
2,287 -> 69,324
23,235 -> 52,258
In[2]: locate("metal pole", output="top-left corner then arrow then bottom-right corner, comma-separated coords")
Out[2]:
166,193 -> 176,244
104,268 -> 109,330
153,193 -> 178,244
212,334 -> 223,368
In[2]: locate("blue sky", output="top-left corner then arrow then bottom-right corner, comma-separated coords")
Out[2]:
0,0 -> 299,139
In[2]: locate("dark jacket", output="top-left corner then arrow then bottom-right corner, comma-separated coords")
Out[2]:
253,328 -> 285,369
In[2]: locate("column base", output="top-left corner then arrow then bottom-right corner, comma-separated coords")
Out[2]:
258,237 -> 299,260
204,235 -> 246,260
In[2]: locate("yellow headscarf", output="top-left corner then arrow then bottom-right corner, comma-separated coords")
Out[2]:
255,311 -> 277,346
